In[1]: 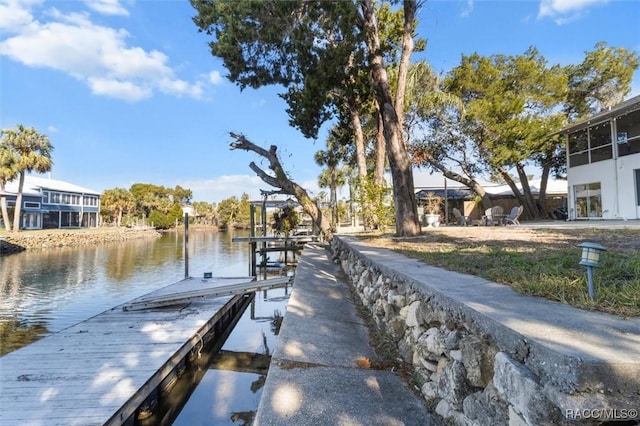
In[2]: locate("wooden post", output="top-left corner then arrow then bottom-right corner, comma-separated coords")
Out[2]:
184,212 -> 189,279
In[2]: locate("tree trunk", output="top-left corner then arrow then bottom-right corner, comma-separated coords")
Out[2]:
394,0 -> 416,130
229,132 -> 333,240
0,187 -> 12,231
374,108 -> 386,185
359,0 -> 420,237
347,95 -> 377,229
537,147 -> 556,217
515,162 -> 541,219
496,166 -> 536,218
12,172 -> 25,231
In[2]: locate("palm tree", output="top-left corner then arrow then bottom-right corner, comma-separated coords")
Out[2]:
101,188 -> 135,227
315,130 -> 349,228
1,125 -> 53,232
0,142 -> 20,231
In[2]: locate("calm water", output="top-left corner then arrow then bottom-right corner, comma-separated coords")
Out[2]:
0,229 -> 290,425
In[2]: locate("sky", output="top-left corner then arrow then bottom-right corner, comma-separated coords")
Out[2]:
1,0 -> 639,204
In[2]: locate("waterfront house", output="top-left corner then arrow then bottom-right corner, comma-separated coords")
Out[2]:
557,95 -> 640,220
1,175 -> 100,230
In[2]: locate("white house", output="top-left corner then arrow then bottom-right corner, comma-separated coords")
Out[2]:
558,95 -> 640,220
1,175 -> 100,230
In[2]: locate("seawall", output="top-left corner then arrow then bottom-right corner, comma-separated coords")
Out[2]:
332,235 -> 640,425
0,228 -> 162,254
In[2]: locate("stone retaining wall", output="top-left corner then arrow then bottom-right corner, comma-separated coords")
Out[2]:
0,228 -> 161,254
331,236 -> 640,426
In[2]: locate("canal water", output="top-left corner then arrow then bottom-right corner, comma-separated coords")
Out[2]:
0,229 -> 291,425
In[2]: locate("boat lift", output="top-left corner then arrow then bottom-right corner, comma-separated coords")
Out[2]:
122,275 -> 293,311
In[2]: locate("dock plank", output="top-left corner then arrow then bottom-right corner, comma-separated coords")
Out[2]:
0,277 -> 252,426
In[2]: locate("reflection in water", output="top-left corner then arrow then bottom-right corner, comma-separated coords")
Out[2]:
0,319 -> 49,356
173,287 -> 291,426
0,230 -> 292,425
0,230 -> 251,353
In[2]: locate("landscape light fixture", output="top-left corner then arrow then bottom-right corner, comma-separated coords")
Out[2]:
578,242 -> 607,300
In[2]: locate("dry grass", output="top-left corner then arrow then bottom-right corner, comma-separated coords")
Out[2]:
358,226 -> 640,318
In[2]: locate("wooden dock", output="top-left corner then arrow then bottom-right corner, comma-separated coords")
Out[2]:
0,276 -> 262,426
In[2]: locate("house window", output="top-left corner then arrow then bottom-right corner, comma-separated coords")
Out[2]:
574,182 -> 602,218
51,192 -> 61,204
568,121 -> 612,167
43,191 -> 49,203
616,108 -> 640,157
24,202 -> 40,208
83,195 -> 98,206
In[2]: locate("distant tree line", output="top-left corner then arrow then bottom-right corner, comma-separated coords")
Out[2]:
100,187 -> 256,231
100,183 -> 192,229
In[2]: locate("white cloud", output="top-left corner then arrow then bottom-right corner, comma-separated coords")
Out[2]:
461,0 -> 474,18
0,0 -> 40,32
83,0 -> 129,17
88,77 -> 151,101
209,70 -> 223,85
538,0 -> 609,22
0,0 -> 205,101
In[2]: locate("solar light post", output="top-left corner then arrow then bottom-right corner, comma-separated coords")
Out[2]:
578,242 -> 607,300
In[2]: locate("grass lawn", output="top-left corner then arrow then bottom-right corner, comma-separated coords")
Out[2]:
359,226 -> 640,318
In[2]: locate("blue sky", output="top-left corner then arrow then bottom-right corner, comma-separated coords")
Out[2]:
1,0 -> 639,203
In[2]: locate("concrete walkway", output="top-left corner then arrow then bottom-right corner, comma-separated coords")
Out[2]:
254,243 -> 440,426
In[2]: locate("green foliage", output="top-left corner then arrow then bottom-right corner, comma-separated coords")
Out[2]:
272,206 -> 300,237
172,185 -> 193,204
217,195 -> 241,229
192,201 -> 218,225
354,175 -> 394,231
101,182 -> 196,228
148,210 -> 173,230
565,42 -> 640,120
168,203 -> 185,225
235,193 -> 251,228
100,187 -> 135,227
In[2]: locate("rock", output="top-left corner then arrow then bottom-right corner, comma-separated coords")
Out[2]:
1,228 -> 161,254
493,352 -> 561,425
422,381 -> 439,399
463,383 -> 509,426
438,360 -> 471,409
436,399 -> 452,418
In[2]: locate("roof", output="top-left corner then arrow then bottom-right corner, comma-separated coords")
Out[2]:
413,168 -> 494,190
557,94 -> 640,135
484,179 -> 567,196
416,178 -> 567,200
4,175 -> 100,196
413,168 -> 567,198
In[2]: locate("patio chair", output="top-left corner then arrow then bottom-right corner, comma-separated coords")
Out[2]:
483,206 -> 504,226
504,205 -> 524,225
452,208 -> 468,226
